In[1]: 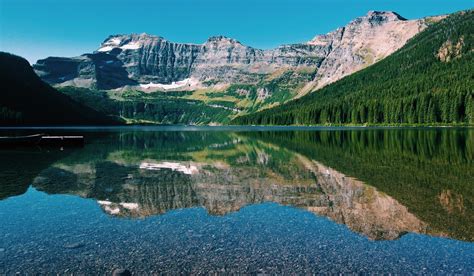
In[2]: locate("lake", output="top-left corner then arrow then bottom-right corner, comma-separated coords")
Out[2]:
0,127 -> 473,274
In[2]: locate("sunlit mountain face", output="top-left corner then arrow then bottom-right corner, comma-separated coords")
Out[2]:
3,128 -> 471,242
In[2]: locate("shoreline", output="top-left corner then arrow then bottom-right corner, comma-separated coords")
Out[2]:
0,124 -> 472,131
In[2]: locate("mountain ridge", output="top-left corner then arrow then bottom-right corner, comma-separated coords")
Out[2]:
23,10 -> 464,126
34,11 -> 433,92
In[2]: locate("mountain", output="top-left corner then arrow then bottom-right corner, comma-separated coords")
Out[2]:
35,11 -> 432,92
0,52 -> 120,125
232,10 -> 474,126
28,11 -> 443,125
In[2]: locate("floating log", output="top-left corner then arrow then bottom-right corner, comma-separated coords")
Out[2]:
0,134 -> 43,146
0,134 -> 84,147
39,136 -> 84,147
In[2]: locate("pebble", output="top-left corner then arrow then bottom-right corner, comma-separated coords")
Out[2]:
63,242 -> 85,249
113,268 -> 132,276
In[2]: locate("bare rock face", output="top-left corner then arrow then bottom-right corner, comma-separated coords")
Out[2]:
306,11 -> 430,91
33,11 -> 437,92
437,36 -> 466,62
100,34 -> 202,84
190,36 -> 266,83
94,34 -> 325,85
34,53 -> 138,90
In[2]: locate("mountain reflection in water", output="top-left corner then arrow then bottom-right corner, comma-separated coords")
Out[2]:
2,128 -> 470,242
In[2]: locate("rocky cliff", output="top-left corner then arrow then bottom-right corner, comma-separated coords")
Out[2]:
305,11 -> 442,91
34,11 -> 437,93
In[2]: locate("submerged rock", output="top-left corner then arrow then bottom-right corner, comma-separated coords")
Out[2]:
113,268 -> 132,276
63,242 -> 85,249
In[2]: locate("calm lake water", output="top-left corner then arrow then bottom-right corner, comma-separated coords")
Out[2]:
0,127 -> 473,274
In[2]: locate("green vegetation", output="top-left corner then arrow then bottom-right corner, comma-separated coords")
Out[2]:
59,87 -> 234,124
233,11 -> 474,126
202,79 -> 220,86
0,106 -> 22,123
57,67 -> 315,125
232,69 -> 316,113
121,89 -> 194,98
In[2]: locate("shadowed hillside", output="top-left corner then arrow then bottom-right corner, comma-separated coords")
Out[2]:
0,52 -> 121,125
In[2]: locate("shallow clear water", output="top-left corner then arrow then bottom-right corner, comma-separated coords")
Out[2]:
0,127 -> 473,274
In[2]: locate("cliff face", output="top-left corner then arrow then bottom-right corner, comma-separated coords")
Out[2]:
34,53 -> 138,90
33,11 -> 434,92
306,11 -> 431,91
101,34 -> 202,84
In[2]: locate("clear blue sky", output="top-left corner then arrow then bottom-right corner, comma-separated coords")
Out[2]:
1,0 -> 473,63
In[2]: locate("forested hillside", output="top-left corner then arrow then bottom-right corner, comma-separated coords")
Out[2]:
56,68 -> 315,125
232,10 -> 474,126
59,87 -> 235,125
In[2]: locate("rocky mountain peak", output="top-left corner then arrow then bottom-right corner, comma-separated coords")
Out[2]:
206,35 -> 242,45
98,33 -> 165,52
304,10 -> 426,91
362,11 -> 407,24
307,11 -> 408,46
103,33 -> 163,41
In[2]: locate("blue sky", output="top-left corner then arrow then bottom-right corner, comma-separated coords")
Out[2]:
1,0 -> 473,63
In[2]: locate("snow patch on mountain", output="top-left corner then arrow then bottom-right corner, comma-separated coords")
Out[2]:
121,41 -> 142,50
139,78 -> 198,90
109,38 -> 122,45
97,46 -> 114,52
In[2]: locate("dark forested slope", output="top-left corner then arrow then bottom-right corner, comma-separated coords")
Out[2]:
0,52 -> 120,125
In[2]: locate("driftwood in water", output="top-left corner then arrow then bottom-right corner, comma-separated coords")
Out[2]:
0,134 -> 84,147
